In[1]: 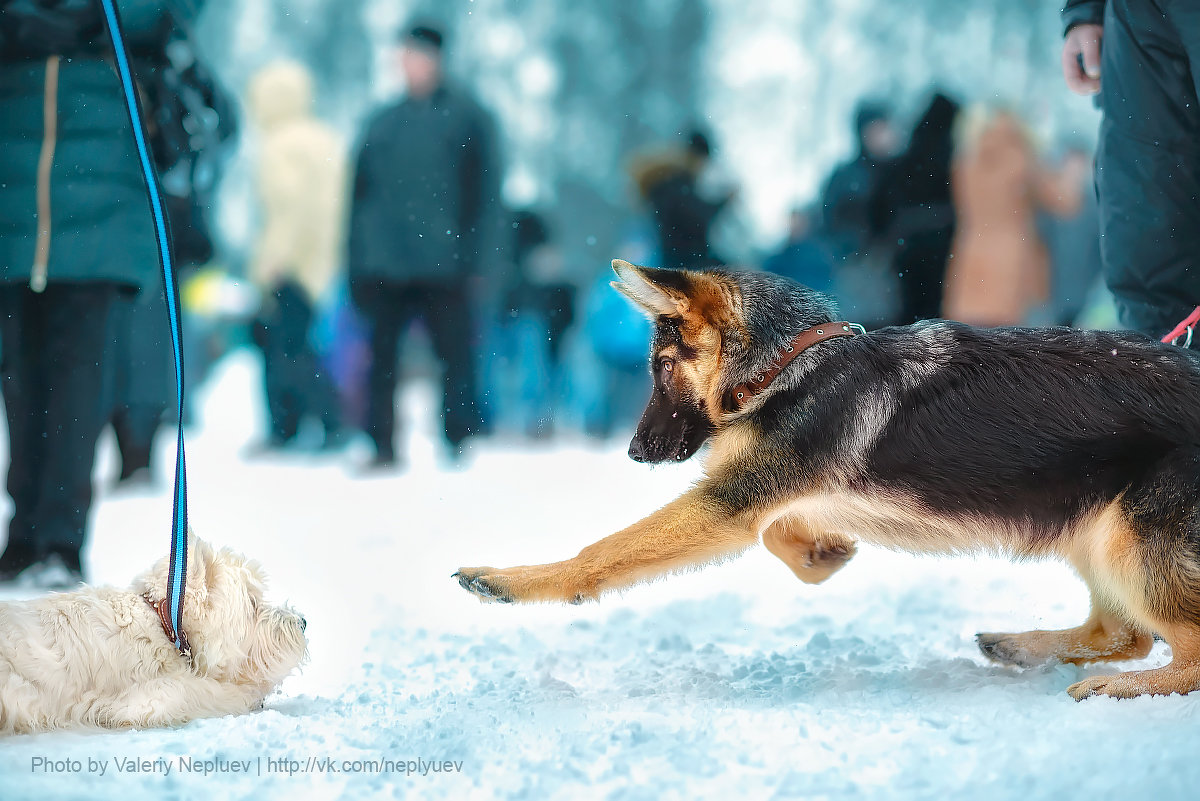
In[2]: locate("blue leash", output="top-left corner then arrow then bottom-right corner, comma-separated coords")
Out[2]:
100,0 -> 190,655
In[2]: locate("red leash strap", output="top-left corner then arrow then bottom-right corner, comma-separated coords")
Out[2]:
1162,306 -> 1200,346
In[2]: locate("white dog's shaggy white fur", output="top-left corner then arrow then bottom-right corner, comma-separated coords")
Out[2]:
0,534 -> 307,734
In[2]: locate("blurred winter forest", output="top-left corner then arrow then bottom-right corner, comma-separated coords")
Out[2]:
195,0 -> 1098,275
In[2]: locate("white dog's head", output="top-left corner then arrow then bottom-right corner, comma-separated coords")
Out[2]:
134,533 -> 308,693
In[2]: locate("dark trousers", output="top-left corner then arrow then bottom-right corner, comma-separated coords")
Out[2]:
352,279 -> 482,459
109,291 -> 170,479
1097,0 -> 1200,339
252,280 -> 340,444
0,283 -> 118,569
111,403 -> 162,478
894,228 -> 953,324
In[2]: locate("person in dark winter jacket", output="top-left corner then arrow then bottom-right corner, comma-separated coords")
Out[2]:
1061,1 -> 1200,339
0,0 -> 196,586
763,207 -> 835,294
631,131 -> 734,271
348,24 -> 499,469
869,93 -> 960,324
821,103 -> 896,266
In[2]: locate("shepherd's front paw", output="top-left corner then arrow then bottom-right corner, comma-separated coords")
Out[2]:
453,565 -> 592,605
453,567 -> 515,603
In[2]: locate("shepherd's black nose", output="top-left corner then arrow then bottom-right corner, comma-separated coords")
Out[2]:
627,437 -> 647,462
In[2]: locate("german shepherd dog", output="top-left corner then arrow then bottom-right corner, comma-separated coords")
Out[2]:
456,260 -> 1200,700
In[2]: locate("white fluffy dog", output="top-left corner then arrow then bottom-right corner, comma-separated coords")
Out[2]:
0,534 -> 307,734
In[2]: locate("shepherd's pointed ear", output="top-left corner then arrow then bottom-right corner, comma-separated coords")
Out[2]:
610,259 -> 686,318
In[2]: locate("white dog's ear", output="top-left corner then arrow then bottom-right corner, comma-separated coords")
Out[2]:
131,530 -> 213,602
185,534 -> 215,599
610,259 -> 688,319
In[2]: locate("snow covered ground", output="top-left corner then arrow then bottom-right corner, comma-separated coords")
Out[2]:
2,349 -> 1199,800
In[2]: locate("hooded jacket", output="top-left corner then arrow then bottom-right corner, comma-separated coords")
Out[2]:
246,60 -> 347,302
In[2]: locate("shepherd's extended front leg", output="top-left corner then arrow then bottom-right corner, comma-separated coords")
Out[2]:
454,486 -> 760,604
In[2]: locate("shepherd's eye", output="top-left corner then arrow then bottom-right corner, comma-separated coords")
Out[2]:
660,358 -> 674,373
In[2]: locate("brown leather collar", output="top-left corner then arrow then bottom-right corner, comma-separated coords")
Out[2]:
727,321 -> 862,411
143,592 -> 192,659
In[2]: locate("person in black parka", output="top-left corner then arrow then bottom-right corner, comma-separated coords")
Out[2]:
348,24 -> 499,468
632,131 -> 734,272
821,102 -> 895,267
1061,0 -> 1200,339
869,92 -> 960,325
0,0 -> 194,585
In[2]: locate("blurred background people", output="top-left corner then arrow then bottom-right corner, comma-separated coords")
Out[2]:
820,102 -> 899,326
497,210 -> 577,440
822,102 -> 896,268
870,92 -> 960,324
630,130 -> 736,272
1038,144 -> 1101,328
942,108 -> 1049,328
762,206 -> 834,295
246,59 -> 345,451
0,0 -> 199,586
583,224 -> 654,440
347,23 -> 499,469
0,1 -> 1128,563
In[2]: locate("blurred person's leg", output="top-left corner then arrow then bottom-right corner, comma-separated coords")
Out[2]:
539,285 -> 577,437
0,287 -> 47,577
111,402 -> 164,483
279,284 -> 342,446
34,284 -> 118,574
252,308 -> 295,448
422,283 -> 483,454
353,279 -> 406,464
896,232 -> 951,324
312,367 -> 343,448
2,284 -> 118,579
108,292 -> 168,481
894,248 -> 926,324
1096,0 -> 1200,338
489,316 -> 521,436
516,313 -> 548,438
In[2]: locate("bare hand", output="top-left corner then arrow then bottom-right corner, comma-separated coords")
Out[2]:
1062,24 -> 1103,95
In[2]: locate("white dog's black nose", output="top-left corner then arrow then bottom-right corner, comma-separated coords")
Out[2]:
299,616 -> 307,632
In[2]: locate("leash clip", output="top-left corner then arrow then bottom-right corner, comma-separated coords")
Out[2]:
1171,326 -> 1194,349
848,323 -> 867,336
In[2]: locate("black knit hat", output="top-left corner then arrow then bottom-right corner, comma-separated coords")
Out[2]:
405,24 -> 444,51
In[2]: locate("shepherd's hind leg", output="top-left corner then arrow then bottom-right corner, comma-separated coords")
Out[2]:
1068,624 -> 1200,700
977,594 -> 1153,668
762,515 -> 856,585
1065,450 -> 1200,699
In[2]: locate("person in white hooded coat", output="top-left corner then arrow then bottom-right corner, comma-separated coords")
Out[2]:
246,60 -> 346,448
